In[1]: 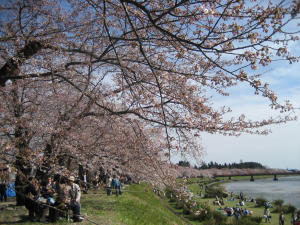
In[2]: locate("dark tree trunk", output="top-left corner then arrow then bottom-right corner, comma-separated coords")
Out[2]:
0,40 -> 44,86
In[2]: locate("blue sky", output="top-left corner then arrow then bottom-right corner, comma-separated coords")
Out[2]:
201,40 -> 300,170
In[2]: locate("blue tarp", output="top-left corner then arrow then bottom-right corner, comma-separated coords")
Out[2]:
6,183 -> 16,197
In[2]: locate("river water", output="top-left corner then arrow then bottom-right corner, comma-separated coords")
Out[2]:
223,175 -> 300,209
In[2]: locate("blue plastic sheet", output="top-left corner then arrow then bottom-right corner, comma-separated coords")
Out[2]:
6,183 -> 16,197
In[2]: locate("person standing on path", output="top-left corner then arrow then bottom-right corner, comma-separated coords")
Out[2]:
279,211 -> 285,225
106,175 -> 112,196
264,207 -> 271,223
112,175 -> 121,196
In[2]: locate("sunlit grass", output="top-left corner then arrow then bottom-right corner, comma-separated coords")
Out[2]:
0,184 -> 186,225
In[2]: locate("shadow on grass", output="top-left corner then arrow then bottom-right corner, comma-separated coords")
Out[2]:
0,215 -> 28,224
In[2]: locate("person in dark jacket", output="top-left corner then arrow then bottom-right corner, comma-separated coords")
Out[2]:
0,180 -> 7,202
279,211 -> 285,225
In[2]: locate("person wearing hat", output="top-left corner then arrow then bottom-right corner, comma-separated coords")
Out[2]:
67,176 -> 83,222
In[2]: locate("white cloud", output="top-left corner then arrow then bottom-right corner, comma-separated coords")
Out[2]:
200,47 -> 300,168
202,87 -> 300,169
202,118 -> 300,169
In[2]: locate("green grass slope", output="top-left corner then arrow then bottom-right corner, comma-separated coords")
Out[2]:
0,183 -> 186,225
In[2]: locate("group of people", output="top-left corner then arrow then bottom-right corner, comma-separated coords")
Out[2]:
263,201 -> 296,225
226,192 -> 300,225
214,193 -> 253,218
224,206 -> 252,218
16,173 -> 83,223
291,212 -> 300,225
106,175 -> 123,196
214,192 -> 292,224
279,211 -> 300,225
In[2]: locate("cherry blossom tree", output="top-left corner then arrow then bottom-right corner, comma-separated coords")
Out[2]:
0,0 -> 300,184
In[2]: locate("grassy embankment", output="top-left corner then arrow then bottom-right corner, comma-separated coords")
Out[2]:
0,175 -> 297,225
0,183 -> 187,225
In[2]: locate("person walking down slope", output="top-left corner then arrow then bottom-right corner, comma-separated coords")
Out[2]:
279,211 -> 285,225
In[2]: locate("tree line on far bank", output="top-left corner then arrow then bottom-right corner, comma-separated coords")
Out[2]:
178,161 -> 265,170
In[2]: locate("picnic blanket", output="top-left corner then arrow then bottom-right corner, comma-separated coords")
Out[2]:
6,183 -> 16,197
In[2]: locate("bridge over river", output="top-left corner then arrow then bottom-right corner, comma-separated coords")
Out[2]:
214,170 -> 300,181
